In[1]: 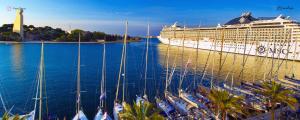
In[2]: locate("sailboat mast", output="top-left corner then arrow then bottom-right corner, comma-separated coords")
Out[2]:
165,39 -> 170,97
179,25 -> 185,94
76,33 -> 81,114
193,31 -> 200,89
0,93 -> 7,112
122,21 -> 128,102
240,29 -> 248,81
39,41 -> 44,120
211,29 -> 217,89
33,63 -> 40,120
100,43 -> 106,108
291,30 -> 297,77
115,22 -> 127,102
144,23 -> 150,96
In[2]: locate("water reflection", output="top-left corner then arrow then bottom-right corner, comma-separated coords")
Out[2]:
10,43 -> 24,78
157,43 -> 300,85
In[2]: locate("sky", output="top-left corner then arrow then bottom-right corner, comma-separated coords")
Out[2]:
0,0 -> 300,36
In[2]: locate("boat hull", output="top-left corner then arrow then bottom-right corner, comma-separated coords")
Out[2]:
157,36 -> 300,61
113,103 -> 123,120
94,109 -> 112,120
72,110 -> 88,120
165,92 -> 189,115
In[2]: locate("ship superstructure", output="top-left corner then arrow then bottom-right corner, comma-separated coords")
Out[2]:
158,12 -> 300,61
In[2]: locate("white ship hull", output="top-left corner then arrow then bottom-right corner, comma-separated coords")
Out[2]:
158,36 -> 300,61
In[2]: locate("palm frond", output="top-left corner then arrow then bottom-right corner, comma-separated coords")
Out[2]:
120,101 -> 164,120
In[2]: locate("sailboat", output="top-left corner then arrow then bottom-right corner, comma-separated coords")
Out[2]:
179,90 -> 207,110
177,58 -> 208,110
113,21 -> 128,120
165,91 -> 192,116
177,61 -> 213,119
8,41 -> 46,120
155,97 -> 174,119
284,75 -> 300,84
94,42 -> 112,120
72,33 -> 88,120
136,23 -> 150,106
155,39 -> 175,119
164,28 -> 193,117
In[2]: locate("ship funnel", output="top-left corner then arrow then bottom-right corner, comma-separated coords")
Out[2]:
241,12 -> 252,17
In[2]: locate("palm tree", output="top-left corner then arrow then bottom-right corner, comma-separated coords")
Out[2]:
1,112 -> 25,120
119,101 -> 164,120
255,81 -> 298,120
207,88 -> 244,120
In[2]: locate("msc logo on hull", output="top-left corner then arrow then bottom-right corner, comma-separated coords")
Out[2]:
257,45 -> 266,54
256,45 -> 289,55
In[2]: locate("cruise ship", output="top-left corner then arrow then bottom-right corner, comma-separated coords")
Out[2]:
158,12 -> 300,61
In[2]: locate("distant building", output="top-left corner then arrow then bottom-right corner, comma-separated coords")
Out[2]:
13,8 -> 25,39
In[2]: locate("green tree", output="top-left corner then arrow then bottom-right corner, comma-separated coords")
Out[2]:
208,89 -> 244,120
0,32 -> 21,41
0,24 -> 13,32
83,31 -> 93,41
255,81 -> 298,120
119,101 -> 164,120
67,29 -> 84,41
93,32 -> 105,40
55,34 -> 68,41
10,32 -> 21,41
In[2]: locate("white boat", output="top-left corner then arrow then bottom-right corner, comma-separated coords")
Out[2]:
113,102 -> 123,120
17,110 -> 35,120
136,95 -> 146,106
158,13 -> 300,61
223,83 -> 267,111
179,89 -> 206,109
13,42 -> 46,120
113,21 -> 128,120
195,93 -> 210,104
165,91 -> 191,115
136,24 -> 150,106
155,97 -> 174,119
94,38 -> 112,120
73,110 -> 88,120
223,83 -> 254,97
285,75 -> 300,84
245,97 -> 267,112
241,81 -> 263,90
94,109 -> 112,120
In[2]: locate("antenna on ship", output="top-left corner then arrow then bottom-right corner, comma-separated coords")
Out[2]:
198,21 -> 202,27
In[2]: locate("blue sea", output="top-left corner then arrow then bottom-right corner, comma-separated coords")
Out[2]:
0,39 -> 197,119
1,38 -> 297,119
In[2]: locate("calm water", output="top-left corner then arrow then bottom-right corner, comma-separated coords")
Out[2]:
0,39 -> 299,119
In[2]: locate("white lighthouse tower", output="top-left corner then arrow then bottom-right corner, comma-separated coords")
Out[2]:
13,7 -> 25,39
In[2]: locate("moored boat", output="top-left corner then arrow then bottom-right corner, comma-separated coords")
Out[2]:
285,75 -> 300,84
155,97 -> 175,119
113,21 -> 128,120
179,89 -> 207,109
165,91 -> 191,115
72,110 -> 88,120
94,109 -> 112,120
94,40 -> 112,120
113,102 -> 123,120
